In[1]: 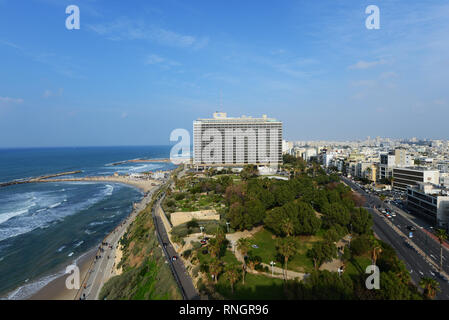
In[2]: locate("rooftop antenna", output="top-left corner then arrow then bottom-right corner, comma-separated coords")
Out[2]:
220,89 -> 223,111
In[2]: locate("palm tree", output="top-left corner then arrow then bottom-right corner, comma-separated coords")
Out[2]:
281,218 -> 294,237
371,245 -> 382,266
435,229 -> 447,272
224,264 -> 240,294
214,227 -> 226,245
209,259 -> 222,284
276,237 -> 297,280
237,238 -> 251,285
419,277 -> 440,299
208,238 -> 221,258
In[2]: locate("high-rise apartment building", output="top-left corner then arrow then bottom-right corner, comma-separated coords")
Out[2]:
193,112 -> 282,168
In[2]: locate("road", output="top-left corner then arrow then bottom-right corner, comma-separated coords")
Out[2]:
342,176 -> 449,299
152,195 -> 200,300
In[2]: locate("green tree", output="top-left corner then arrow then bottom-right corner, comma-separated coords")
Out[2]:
435,229 -> 447,271
227,202 -> 245,230
224,264 -> 241,294
322,203 -> 351,228
276,237 -> 297,279
240,164 -> 258,180
419,277 -> 440,299
308,241 -> 337,269
237,238 -> 251,284
350,208 -> 373,235
209,259 -> 223,284
208,238 -> 221,258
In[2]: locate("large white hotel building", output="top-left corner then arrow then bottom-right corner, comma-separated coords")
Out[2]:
193,112 -> 282,168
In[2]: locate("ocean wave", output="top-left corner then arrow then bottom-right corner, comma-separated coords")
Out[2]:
0,184 -> 110,242
6,271 -> 64,300
49,202 -> 62,209
104,184 -> 114,196
0,209 -> 29,225
88,221 -> 108,227
73,240 -> 84,248
57,246 -> 66,252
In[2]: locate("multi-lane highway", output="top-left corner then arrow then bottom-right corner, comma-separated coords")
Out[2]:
342,176 -> 449,299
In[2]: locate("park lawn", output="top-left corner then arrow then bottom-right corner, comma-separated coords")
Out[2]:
196,246 -> 241,267
171,193 -> 223,212
215,273 -> 287,300
247,228 -> 323,273
345,255 -> 372,277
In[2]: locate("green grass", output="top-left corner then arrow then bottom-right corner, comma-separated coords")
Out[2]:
247,228 -> 323,273
345,255 -> 372,277
216,273 -> 287,300
196,247 -> 240,266
166,192 -> 224,212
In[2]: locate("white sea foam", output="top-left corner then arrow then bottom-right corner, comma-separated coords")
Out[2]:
0,183 -> 113,242
6,271 -> 63,300
49,202 -> 62,209
104,184 -> 114,196
74,240 -> 84,248
88,221 -> 108,227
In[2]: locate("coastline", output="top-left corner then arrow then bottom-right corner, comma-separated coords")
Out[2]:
24,176 -> 162,300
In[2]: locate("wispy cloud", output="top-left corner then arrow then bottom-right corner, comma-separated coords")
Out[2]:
0,96 -> 24,105
145,54 -> 181,68
255,56 -> 321,78
0,39 -> 84,79
88,18 -> 208,49
380,71 -> 398,79
42,88 -> 63,98
349,59 -> 387,70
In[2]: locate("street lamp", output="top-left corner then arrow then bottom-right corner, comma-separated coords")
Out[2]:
270,261 -> 276,276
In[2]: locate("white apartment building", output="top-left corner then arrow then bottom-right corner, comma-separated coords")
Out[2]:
407,183 -> 449,230
193,112 -> 282,168
378,148 -> 413,181
393,167 -> 440,191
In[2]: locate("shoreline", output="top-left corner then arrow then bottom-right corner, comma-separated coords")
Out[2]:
17,177 -> 162,300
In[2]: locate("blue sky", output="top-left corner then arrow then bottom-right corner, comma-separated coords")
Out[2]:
1,0 -> 449,147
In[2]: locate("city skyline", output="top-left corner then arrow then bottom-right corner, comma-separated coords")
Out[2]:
1,0 -> 449,148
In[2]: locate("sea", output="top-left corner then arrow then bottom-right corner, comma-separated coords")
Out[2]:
0,146 -> 176,299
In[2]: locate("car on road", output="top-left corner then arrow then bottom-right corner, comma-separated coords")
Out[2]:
172,255 -> 178,261
407,226 -> 417,231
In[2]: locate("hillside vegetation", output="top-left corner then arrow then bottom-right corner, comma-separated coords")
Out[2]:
99,188 -> 182,300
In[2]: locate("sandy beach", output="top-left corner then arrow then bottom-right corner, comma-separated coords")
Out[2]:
26,176 -> 162,300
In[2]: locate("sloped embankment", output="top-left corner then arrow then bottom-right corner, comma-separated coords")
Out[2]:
99,193 -> 182,300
